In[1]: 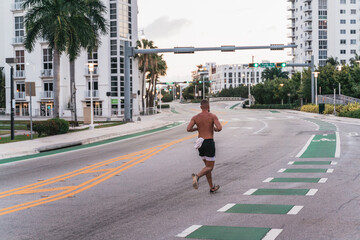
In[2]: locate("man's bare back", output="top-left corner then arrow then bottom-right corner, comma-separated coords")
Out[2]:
187,101 -> 222,139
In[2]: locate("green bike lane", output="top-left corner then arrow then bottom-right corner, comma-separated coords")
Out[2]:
176,117 -> 340,240
0,122 -> 183,165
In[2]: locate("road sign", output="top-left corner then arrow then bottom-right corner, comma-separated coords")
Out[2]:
157,94 -> 163,100
259,63 -> 275,68
25,82 -> 36,96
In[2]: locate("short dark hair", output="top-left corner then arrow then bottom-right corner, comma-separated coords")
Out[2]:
201,99 -> 209,106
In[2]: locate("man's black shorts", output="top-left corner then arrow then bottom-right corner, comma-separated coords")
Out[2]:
198,139 -> 215,160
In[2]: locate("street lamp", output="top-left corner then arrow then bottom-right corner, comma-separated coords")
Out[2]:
6,57 -> 18,140
312,72 -> 320,105
336,65 -> 342,95
87,62 -> 95,130
333,83 -> 337,115
279,83 -> 284,105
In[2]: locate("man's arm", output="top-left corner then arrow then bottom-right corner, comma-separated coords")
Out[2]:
213,115 -> 222,132
187,117 -> 198,132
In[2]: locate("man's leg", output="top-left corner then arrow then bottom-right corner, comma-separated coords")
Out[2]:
197,160 -> 214,189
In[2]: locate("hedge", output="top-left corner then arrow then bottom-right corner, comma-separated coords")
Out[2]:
301,103 -> 360,118
28,118 -> 69,137
249,104 -> 298,109
157,104 -> 170,109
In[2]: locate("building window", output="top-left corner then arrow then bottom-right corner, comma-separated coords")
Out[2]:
351,39 -> 356,44
88,47 -> 98,64
350,19 -> 356,24
340,19 -> 346,24
340,29 -> 346,34
340,39 -> 346,44
351,9 -> 356,14
350,0 -> 356,3
351,50 -> 357,54
319,50 -> 327,59
14,16 -> 24,39
340,0 -> 346,3
340,50 -> 346,54
340,60 -> 346,65
15,50 -> 25,72
44,82 -> 53,92
350,29 -> 356,34
43,48 -> 53,70
340,9 -> 346,14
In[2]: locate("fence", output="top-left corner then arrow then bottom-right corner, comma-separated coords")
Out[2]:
208,97 -> 244,102
318,94 -> 360,105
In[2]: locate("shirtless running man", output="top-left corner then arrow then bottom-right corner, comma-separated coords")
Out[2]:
187,99 -> 222,193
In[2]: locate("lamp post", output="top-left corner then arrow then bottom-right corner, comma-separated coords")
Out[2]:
88,63 -> 95,130
336,65 -> 342,95
279,83 -> 284,105
312,72 -> 320,105
6,58 -> 18,140
333,83 -> 337,115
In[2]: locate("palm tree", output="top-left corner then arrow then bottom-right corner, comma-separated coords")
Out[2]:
135,39 -> 156,113
326,56 -> 339,66
67,0 -> 107,124
349,53 -> 360,67
23,0 -> 106,118
146,54 -> 167,108
261,68 -> 289,81
0,68 -> 5,108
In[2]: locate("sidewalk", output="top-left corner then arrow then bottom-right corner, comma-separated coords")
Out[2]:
0,116 -> 175,160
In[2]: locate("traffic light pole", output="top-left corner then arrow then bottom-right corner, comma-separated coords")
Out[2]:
124,42 -> 297,121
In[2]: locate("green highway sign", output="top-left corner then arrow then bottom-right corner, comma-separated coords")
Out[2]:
259,63 -> 275,68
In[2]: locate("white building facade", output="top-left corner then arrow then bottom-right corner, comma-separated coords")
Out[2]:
288,0 -> 360,67
0,0 -> 140,118
207,63 -> 265,94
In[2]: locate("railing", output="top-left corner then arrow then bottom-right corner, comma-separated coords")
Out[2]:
318,94 -> 360,105
304,5 -> 312,11
304,26 -> 313,31
15,70 -> 25,78
85,67 -> 98,75
85,90 -> 99,98
40,69 -> 53,77
41,91 -> 54,99
208,97 -> 244,102
305,16 -> 312,22
13,36 -> 24,44
287,5 -> 295,11
15,92 -> 26,100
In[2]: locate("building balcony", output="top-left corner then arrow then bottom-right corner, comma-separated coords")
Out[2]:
287,32 -> 295,38
85,67 -> 98,75
84,90 -> 99,99
40,69 -> 53,78
287,5 -> 295,11
12,36 -> 24,45
304,15 -> 313,22
305,55 -> 312,61
287,0 -> 295,2
39,38 -> 48,44
15,92 -> 26,100
287,23 -> 295,29
305,35 -> 313,41
14,70 -> 25,79
287,14 -> 295,20
11,2 -> 24,11
304,5 -> 312,12
304,26 -> 313,32
41,91 -> 54,99
304,0 -> 311,2
305,46 -> 313,52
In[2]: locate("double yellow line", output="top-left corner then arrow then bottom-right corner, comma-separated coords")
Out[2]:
0,134 -> 197,216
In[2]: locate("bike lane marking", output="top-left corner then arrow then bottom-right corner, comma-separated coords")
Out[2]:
243,188 -> 318,196
177,225 -> 282,240
288,161 -> 337,165
263,177 -> 327,183
217,204 -> 303,215
278,168 -> 334,173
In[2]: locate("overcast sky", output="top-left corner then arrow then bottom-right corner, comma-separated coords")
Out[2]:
137,0 -> 291,82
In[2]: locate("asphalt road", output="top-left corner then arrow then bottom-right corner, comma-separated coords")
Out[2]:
1,102 -> 360,240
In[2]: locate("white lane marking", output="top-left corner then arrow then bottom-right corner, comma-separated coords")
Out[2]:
241,127 -> 254,130
278,168 -> 286,173
349,132 -> 359,137
262,229 -> 283,240
296,135 -> 315,158
176,225 -> 202,238
263,178 -> 274,183
265,117 -> 274,120
287,206 -> 304,215
232,118 -> 240,121
318,178 -> 328,183
327,169 -> 334,173
254,120 -> 268,134
217,203 -> 236,212
287,116 -> 295,119
248,118 -> 257,120
335,132 -> 341,158
288,161 -> 295,165
323,134 -> 328,136
306,189 -> 318,196
228,127 -> 240,129
331,161 -> 338,165
244,189 -> 258,195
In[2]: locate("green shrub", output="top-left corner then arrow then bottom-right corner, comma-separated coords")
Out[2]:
339,109 -> 360,118
157,104 -> 170,109
28,118 -> 69,137
301,104 -> 318,113
250,104 -> 298,109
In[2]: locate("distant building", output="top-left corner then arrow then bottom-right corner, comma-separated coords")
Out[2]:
288,0 -> 360,67
0,0 -> 140,118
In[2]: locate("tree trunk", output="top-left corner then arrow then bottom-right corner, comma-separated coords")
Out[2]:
70,60 -> 78,125
53,48 -> 61,118
141,56 -> 147,113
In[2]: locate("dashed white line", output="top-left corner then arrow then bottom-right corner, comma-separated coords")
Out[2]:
287,206 -> 304,215
263,178 -> 274,183
327,169 -> 334,173
254,120 -> 268,135
288,161 -> 295,165
306,189 -> 318,196
262,229 -> 283,240
243,189 -> 258,195
318,178 -> 328,183
176,225 -> 202,238
278,168 -> 286,173
335,132 -> 341,158
217,204 -> 236,212
331,161 -> 338,165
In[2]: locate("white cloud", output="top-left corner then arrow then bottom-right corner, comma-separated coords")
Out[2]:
145,16 -> 191,40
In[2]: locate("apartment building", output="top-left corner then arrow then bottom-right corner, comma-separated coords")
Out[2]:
206,63 -> 265,94
288,0 -> 360,67
0,0 -> 140,118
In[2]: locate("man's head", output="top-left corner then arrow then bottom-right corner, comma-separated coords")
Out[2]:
200,99 -> 210,111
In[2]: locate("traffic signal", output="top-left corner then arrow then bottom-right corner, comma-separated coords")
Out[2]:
199,81 -> 202,84
276,62 -> 287,68
248,63 -> 259,68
